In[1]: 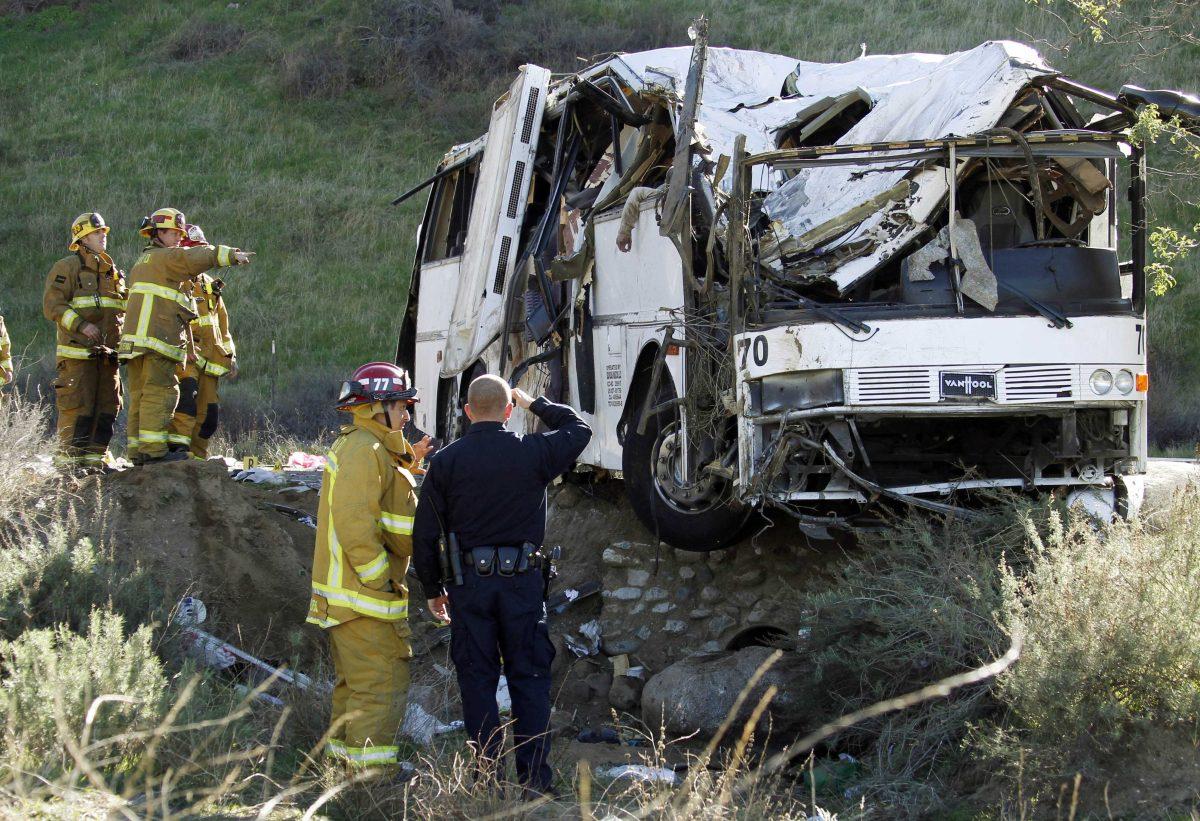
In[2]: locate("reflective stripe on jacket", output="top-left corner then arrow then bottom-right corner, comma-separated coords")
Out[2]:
189,273 -> 235,377
307,414 -> 419,628
118,244 -> 241,362
43,251 -> 127,355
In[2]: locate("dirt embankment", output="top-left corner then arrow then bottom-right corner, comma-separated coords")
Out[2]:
77,460 -> 320,664
72,460 -> 835,735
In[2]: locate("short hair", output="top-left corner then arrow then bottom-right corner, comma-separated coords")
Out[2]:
467,374 -> 511,419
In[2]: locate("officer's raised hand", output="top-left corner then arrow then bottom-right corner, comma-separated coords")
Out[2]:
511,387 -> 534,409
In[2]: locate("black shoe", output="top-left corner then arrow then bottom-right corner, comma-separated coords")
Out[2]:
144,451 -> 190,465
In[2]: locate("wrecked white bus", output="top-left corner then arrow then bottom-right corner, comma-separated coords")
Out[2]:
396,26 -> 1177,549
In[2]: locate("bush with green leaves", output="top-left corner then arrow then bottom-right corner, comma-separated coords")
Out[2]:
0,609 -> 167,775
790,504 -> 1038,813
0,522 -> 160,641
986,493 -> 1200,776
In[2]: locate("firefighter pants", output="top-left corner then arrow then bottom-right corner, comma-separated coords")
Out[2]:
53,356 -> 121,467
448,568 -> 556,790
170,364 -> 221,458
327,616 -> 412,767
124,353 -> 180,460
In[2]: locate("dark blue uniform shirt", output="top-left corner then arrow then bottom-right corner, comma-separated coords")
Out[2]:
413,397 -> 592,598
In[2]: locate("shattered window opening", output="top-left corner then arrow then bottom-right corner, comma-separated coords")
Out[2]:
423,160 -> 480,263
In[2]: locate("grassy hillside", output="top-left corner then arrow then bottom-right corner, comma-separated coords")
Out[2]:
2,0 -> 1197,441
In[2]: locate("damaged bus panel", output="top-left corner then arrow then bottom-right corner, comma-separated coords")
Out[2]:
397,22 -> 1174,549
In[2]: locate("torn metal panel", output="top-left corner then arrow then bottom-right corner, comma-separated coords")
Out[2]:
954,217 -> 999,311
761,178 -> 913,263
443,65 -> 551,377
660,17 -> 708,238
762,42 -> 1055,294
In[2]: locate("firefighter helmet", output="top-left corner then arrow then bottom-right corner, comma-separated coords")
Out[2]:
336,362 -> 419,410
139,207 -> 187,238
180,223 -> 208,248
69,212 -> 109,251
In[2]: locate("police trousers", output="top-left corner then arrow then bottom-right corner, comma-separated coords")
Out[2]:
53,355 -> 121,466
327,616 -> 412,767
448,568 -> 556,790
170,363 -> 221,458
124,353 -> 180,460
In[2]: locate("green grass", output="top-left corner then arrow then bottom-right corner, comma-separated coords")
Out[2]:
1,0 -> 1197,440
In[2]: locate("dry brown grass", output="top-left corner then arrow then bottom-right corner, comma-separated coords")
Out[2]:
0,394 -> 57,527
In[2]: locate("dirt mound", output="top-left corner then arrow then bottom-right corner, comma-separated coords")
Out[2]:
78,460 -> 320,664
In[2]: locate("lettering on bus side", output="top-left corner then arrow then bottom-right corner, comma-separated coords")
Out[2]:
606,363 -> 623,407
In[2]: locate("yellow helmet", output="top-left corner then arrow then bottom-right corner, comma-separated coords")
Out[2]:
69,212 -> 109,251
139,207 -> 187,238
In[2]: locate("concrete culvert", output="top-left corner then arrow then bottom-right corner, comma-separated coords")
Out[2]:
725,624 -> 792,652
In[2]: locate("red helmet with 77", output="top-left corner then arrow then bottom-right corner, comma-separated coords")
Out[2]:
336,362 -> 418,410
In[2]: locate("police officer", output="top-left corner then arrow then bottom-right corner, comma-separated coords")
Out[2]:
412,375 -> 591,797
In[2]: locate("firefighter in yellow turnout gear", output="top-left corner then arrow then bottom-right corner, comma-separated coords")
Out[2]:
169,224 -> 237,458
0,314 -> 13,404
307,362 -> 422,768
42,213 -> 127,468
120,208 -> 251,464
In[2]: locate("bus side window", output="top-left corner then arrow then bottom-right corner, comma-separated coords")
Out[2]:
424,160 -> 480,263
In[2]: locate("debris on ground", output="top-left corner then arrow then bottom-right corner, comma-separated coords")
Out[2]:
564,619 -> 602,657
173,596 -> 320,707
598,764 -> 681,785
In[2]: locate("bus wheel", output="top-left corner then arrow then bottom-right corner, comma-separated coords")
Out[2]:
622,409 -> 748,552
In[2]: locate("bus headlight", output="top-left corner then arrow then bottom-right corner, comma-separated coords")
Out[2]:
1114,369 -> 1135,395
1089,369 -> 1113,396
749,370 -> 844,414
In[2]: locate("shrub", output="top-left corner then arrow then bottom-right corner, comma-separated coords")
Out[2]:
792,503 -> 1036,812
988,493 -> 1200,776
167,20 -> 246,61
0,517 -> 161,641
0,609 -> 167,775
279,46 -> 352,100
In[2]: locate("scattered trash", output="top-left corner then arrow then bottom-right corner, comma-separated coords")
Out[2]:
231,463 -> 324,491
496,675 -> 512,714
233,466 -> 288,486
285,451 -> 326,470
577,726 -> 648,747
565,619 -> 603,657
578,726 -> 620,744
599,765 -> 680,785
402,702 -> 465,746
175,595 -> 207,626
259,502 -> 316,529
548,580 -> 601,615
173,597 -> 322,706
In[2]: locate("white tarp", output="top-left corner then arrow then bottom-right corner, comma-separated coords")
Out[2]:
585,42 -> 1054,293
585,47 -> 816,171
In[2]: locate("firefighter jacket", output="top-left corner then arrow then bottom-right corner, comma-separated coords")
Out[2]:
190,273 -> 235,377
43,250 -> 127,360
307,411 -> 421,629
119,244 -> 243,363
0,315 -> 11,385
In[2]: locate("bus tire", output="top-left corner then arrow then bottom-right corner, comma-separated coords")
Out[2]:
621,390 -> 749,552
